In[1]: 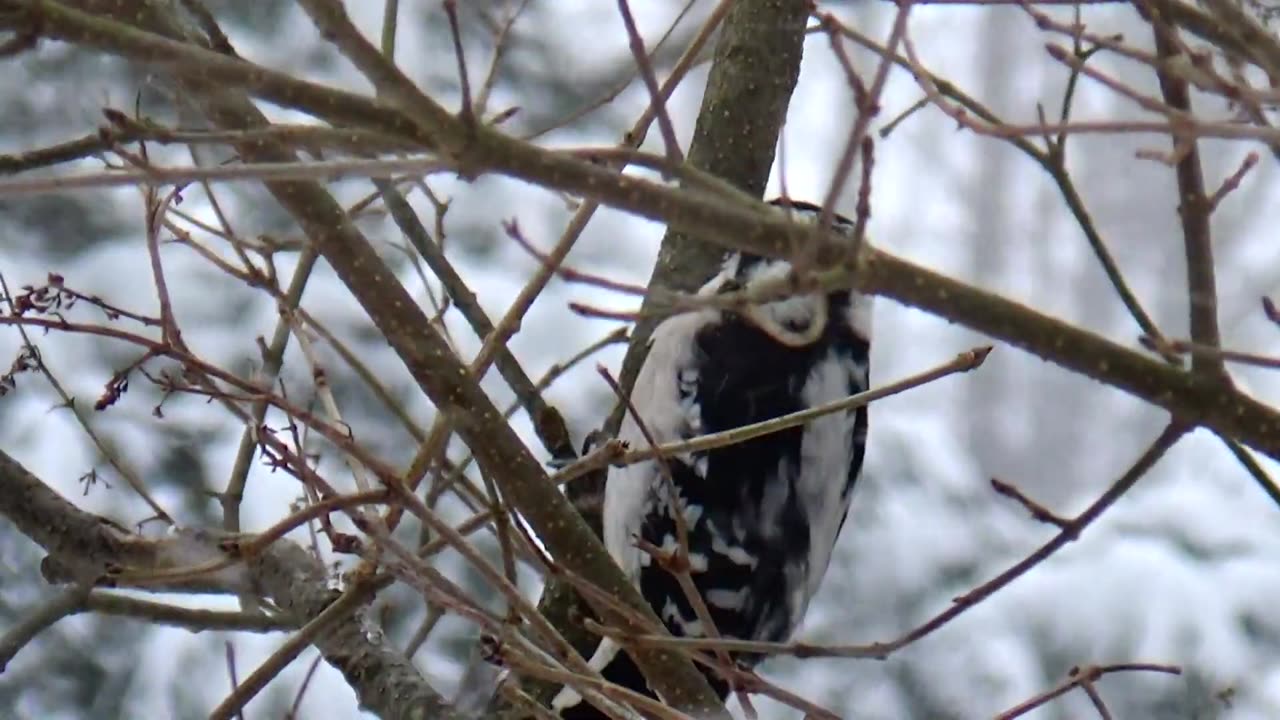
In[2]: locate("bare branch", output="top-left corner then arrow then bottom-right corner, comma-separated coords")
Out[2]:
615,346 -> 990,465
874,423 -> 1186,654
83,591 -> 297,633
0,584 -> 91,671
0,449 -> 463,718
996,663 -> 1183,719
990,478 -> 1071,529
207,582 -> 377,720
1143,0 -> 1228,381
616,1 -> 684,168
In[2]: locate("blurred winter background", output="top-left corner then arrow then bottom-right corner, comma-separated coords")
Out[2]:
2,1 -> 1279,718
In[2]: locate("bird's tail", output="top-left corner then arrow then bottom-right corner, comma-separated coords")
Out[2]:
551,636 -> 732,718
550,638 -> 653,719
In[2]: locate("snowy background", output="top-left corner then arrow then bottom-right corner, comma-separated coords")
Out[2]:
2,1 -> 1280,718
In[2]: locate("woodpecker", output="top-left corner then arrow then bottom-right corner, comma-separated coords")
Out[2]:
553,198 -> 872,718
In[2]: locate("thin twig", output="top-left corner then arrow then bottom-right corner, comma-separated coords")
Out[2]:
0,274 -> 173,523
597,365 -> 742,700
1147,335 -> 1280,370
990,478 -> 1070,528
224,642 -> 244,720
442,0 -> 475,127
589,426 -> 1184,665
0,155 -> 452,195
286,655 -> 324,719
288,303 -> 426,441
397,2 -> 728,539
382,483 -> 599,680
380,0 -> 400,60
617,346 -> 991,466
206,580 -> 378,720
83,592 -> 296,633
376,182 -> 576,534
472,0 -> 531,117
873,423 -> 1186,655
581,622 -> 884,659
1220,438 -> 1280,509
813,1 -> 910,248
0,584 -> 91,670
617,0 -> 685,167
142,182 -> 182,347
996,663 -> 1181,719
1143,1 -> 1227,382
494,632 -> 691,720
1206,151 -> 1259,211
521,0 -> 709,141
828,12 -> 1182,365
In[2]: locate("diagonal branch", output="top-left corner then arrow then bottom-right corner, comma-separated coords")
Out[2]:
377,181 -> 576,463
857,248 -> 1280,460
616,0 -> 684,166
0,584 -> 90,671
0,448 -> 465,719
610,0 -> 813,425
996,662 -> 1182,720
222,248 -> 321,533
12,0 -> 1280,465
31,1 -> 725,714
583,423 -> 1185,662
614,346 -> 990,465
877,422 -> 1185,653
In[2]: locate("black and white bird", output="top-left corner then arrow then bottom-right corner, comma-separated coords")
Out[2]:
554,198 -> 872,718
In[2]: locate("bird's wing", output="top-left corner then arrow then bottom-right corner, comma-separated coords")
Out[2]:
602,309 -> 721,582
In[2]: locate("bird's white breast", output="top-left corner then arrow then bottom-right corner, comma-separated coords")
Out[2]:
602,308 -> 721,580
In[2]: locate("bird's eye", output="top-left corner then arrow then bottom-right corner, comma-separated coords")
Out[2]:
720,278 -> 743,293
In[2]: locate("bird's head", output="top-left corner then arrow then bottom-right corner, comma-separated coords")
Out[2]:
690,198 -> 863,346
701,197 -> 855,297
